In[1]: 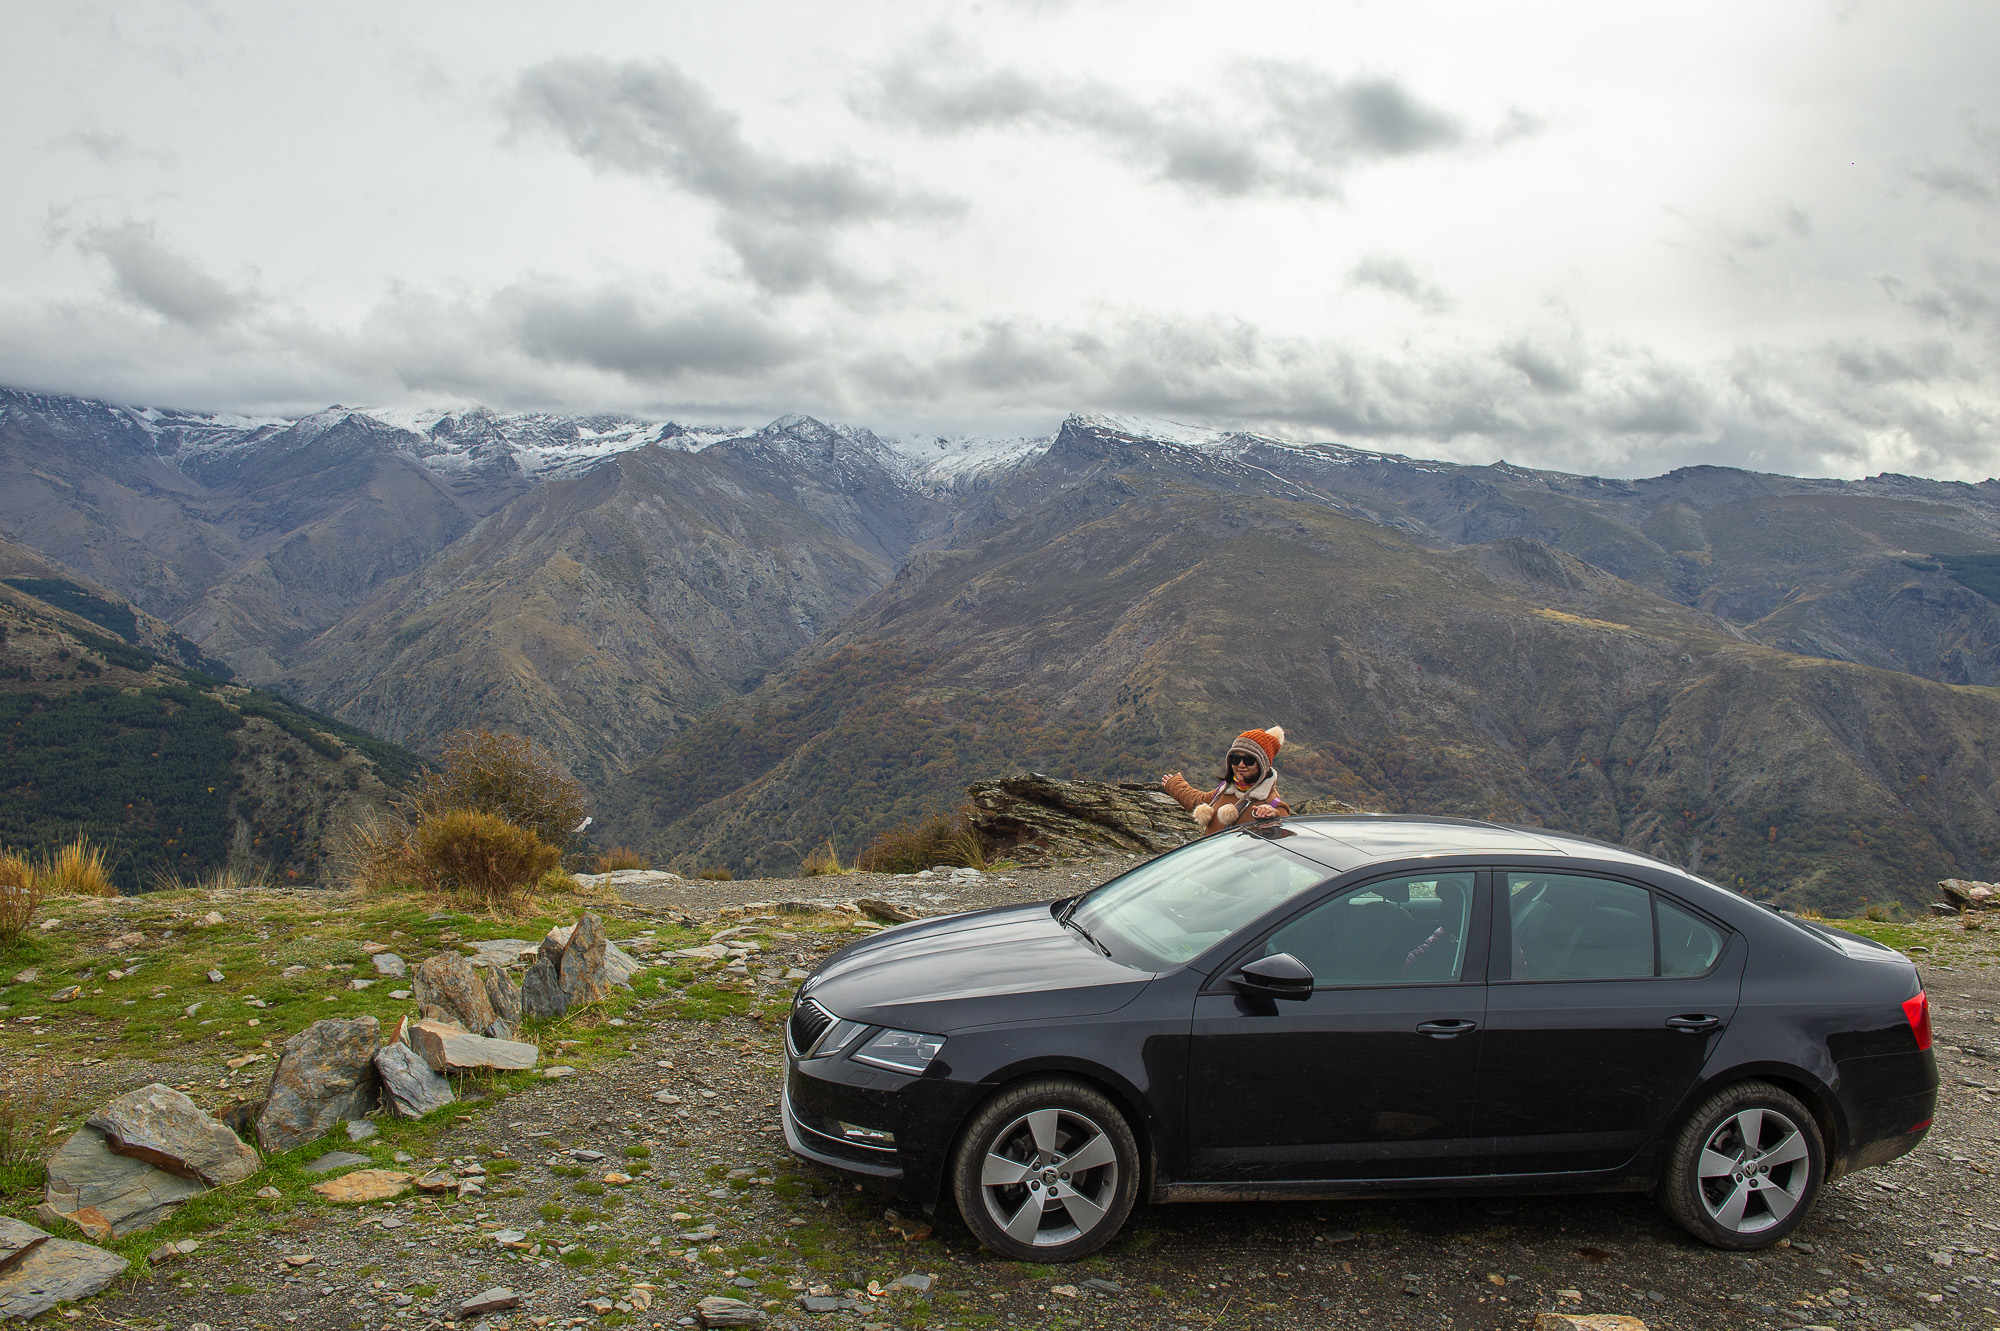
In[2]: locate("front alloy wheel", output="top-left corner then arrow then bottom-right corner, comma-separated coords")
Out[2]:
951,1077 -> 1139,1262
1661,1080 -> 1823,1248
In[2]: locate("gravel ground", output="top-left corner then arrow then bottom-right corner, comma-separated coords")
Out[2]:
79,868 -> 1995,1330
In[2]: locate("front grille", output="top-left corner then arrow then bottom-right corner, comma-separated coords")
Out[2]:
789,999 -> 834,1056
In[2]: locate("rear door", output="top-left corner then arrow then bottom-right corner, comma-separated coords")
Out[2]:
1473,869 -> 1745,1174
1185,869 -> 1493,1181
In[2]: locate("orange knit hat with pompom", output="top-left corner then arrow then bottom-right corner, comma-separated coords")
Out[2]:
1223,726 -> 1285,782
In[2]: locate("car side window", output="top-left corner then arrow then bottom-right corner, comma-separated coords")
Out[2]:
1263,872 -> 1476,986
1657,896 -> 1724,977
1507,873 -> 1653,980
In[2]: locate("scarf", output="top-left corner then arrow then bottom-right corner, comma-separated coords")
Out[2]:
1212,770 -> 1278,804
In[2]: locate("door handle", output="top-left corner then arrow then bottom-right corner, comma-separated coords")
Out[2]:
1665,1014 -> 1721,1032
1415,1019 -> 1478,1038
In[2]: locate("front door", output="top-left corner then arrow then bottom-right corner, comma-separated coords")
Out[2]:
1186,870 -> 1491,1181
1474,870 -> 1746,1174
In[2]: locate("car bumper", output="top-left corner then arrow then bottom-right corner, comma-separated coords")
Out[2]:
780,1049 -> 984,1206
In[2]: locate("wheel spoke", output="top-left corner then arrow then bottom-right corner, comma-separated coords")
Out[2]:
1710,1178 -> 1752,1230
1732,1108 -> 1765,1151
982,1153 -> 1032,1187
1025,1110 -> 1061,1157
1763,1169 -> 1808,1220
1060,1131 -> 1117,1174
1057,1185 -> 1108,1232
1698,1147 -> 1739,1179
1760,1130 -> 1808,1169
1002,1190 -> 1047,1243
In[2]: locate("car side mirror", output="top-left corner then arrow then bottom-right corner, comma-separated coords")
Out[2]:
1232,952 -> 1314,1001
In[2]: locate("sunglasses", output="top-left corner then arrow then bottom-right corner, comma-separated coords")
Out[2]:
1229,754 -> 1260,766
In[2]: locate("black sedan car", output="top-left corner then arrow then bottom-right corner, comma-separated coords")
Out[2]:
782,816 -> 1936,1261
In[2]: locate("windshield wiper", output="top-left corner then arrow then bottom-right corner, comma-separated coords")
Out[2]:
1063,915 -> 1111,957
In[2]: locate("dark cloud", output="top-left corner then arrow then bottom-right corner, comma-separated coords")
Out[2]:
504,282 -> 804,382
1910,162 -> 1994,202
1346,254 -> 1451,313
861,45 -> 1466,198
72,221 -> 247,328
505,57 -> 957,294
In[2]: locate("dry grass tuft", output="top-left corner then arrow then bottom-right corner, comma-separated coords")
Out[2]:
696,866 -> 735,882
35,837 -> 116,898
799,839 -> 844,877
147,862 -> 267,895
855,807 -> 988,874
0,853 -> 43,945
592,846 -> 651,873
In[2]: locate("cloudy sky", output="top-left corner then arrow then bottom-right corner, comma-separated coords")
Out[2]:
4,1 -> 1998,479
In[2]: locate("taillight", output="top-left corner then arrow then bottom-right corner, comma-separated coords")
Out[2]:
1903,991 -> 1932,1051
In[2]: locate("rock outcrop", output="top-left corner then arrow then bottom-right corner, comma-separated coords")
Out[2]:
257,1017 -> 382,1154
374,1041 -> 456,1118
964,773 -> 1363,862
86,1083 -> 259,1187
1940,878 -> 1999,912
413,955 -> 498,1034
408,1019 -> 539,1073
520,912 -> 631,1019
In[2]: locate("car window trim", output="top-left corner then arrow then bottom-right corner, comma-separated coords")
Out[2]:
1488,863 -> 1734,985
1203,867 -> 1492,993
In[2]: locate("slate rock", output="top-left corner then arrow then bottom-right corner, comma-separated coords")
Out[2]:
409,1018 -> 538,1072
344,1119 -> 377,1142
857,899 -> 919,924
797,1295 -> 861,1313
0,1218 -> 48,1275
0,1232 -> 128,1320
412,954 -> 496,1033
86,1083 -> 260,1187
374,1040 -> 455,1118
696,1296 -> 766,1327
519,948 -> 566,1020
370,952 -> 407,978
1532,1317 -> 1650,1331
461,938 -> 537,969
42,1127 -> 204,1239
257,1017 -> 382,1154
480,964 -> 522,1030
310,1169 -> 411,1203
461,1288 -> 521,1316
559,913 -> 611,1008
302,1151 -> 370,1174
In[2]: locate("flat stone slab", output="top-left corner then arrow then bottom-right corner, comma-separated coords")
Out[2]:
409,1019 -> 537,1073
42,1127 -> 205,1239
695,1296 -> 765,1327
0,1233 -> 128,1320
461,1288 -> 521,1316
370,952 -> 407,977
375,1041 -> 455,1119
460,939 -> 537,969
572,869 -> 683,889
301,1151 -> 371,1174
0,1218 -> 48,1275
310,1169 -> 412,1203
87,1083 -> 259,1187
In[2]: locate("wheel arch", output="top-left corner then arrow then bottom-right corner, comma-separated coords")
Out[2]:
938,1058 -> 1163,1207
1675,1063 -> 1846,1171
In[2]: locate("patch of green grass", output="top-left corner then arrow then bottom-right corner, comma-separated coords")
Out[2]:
570,1207 -> 602,1223
1827,918 -> 1928,953
624,1145 -> 651,1159
559,1246 -> 597,1268
223,1282 -> 256,1295
550,1164 -> 585,1178
408,1284 -> 438,1298
574,1181 -> 605,1197
538,1203 -> 565,1223
487,1158 -> 522,1174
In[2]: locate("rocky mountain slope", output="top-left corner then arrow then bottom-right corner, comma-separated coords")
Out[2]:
8,389 -> 2000,907
0,549 -> 417,890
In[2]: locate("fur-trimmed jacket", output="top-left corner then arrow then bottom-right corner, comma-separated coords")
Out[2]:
1162,771 -> 1291,837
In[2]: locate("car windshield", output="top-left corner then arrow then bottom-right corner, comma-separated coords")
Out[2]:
1068,833 -> 1333,969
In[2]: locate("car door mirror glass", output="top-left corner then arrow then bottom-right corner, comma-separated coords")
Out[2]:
1233,952 -> 1314,999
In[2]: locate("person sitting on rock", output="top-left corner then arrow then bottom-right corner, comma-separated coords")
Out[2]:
1163,727 -> 1291,836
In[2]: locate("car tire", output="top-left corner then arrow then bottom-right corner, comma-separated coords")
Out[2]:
950,1077 -> 1140,1262
1660,1079 -> 1824,1249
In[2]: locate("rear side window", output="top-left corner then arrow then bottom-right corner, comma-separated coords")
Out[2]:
1507,873 -> 1726,980
1657,897 -> 1724,976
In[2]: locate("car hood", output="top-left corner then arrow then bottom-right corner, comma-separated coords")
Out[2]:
802,901 -> 1151,1034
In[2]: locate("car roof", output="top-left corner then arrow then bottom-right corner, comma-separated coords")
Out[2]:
1277,814 -> 1684,876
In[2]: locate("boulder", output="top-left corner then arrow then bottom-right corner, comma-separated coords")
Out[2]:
374,1041 -> 455,1119
857,899 -> 919,924
86,1083 -> 259,1187
41,1127 -> 204,1239
412,955 -> 497,1033
256,1017 -> 382,1154
1940,878 -> 2000,911
559,914 -> 611,1009
519,946 -> 565,1020
0,1226 -> 128,1321
408,1019 -> 538,1073
965,772 -> 1360,862
480,965 -> 522,1036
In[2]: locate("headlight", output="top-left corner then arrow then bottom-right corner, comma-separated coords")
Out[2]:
851,1029 -> 947,1075
811,1018 -> 867,1059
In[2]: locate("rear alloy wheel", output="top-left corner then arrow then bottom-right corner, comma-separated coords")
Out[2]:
951,1077 -> 1140,1262
1661,1080 -> 1823,1249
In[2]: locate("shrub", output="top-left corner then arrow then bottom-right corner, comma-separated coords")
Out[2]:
799,840 -> 843,877
409,809 -> 561,911
697,866 -> 734,882
592,846 -> 650,873
1863,901 -> 1891,922
855,807 -> 987,874
36,837 -> 114,898
0,853 -> 42,945
410,729 -> 587,851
